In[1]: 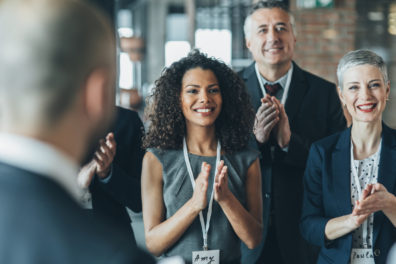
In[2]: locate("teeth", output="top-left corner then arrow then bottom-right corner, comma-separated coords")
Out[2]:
358,105 -> 375,110
196,109 -> 211,113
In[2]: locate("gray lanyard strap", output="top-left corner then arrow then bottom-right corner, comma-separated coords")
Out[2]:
350,140 -> 381,248
183,137 -> 221,250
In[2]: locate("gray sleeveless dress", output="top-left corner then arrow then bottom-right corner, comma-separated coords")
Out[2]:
148,147 -> 260,264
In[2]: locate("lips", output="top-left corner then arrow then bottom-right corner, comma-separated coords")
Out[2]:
357,103 -> 377,112
194,107 -> 214,113
264,46 -> 283,52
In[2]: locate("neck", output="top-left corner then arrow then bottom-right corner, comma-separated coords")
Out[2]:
185,125 -> 217,156
257,61 -> 291,82
351,120 -> 382,160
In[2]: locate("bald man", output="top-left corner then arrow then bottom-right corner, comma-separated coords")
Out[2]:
0,0 -> 154,263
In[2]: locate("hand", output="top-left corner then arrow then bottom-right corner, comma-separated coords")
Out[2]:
94,132 -> 116,179
191,162 -> 210,212
272,97 -> 291,148
214,160 -> 231,203
354,183 -> 396,216
253,95 -> 279,144
77,160 -> 97,188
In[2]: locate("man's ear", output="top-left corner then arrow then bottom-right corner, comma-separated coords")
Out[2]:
82,68 -> 110,122
245,38 -> 251,50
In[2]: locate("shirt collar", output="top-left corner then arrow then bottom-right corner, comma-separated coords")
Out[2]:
0,133 -> 82,202
259,63 -> 293,89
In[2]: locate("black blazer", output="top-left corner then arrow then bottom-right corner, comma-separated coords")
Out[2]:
301,124 -> 396,264
240,62 -> 346,263
90,107 -> 145,244
0,163 -> 155,264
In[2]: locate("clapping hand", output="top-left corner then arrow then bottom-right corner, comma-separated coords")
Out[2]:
253,95 -> 279,144
214,160 -> 231,203
191,162 -> 210,212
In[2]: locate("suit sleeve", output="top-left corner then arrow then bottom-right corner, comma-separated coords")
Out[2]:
284,82 -> 346,168
97,111 -> 144,213
300,143 -> 331,248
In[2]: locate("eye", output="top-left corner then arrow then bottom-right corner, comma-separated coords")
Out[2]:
369,82 -> 381,89
208,87 -> 220,94
258,28 -> 267,34
276,26 -> 287,32
348,85 -> 358,90
186,88 -> 198,94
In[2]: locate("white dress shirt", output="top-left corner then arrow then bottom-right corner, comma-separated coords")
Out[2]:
0,133 -> 83,202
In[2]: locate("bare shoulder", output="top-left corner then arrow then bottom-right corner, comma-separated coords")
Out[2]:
142,151 -> 163,180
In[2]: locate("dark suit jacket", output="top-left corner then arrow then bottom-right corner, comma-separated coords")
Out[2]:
301,124 -> 396,264
90,107 -> 144,244
240,62 -> 346,264
0,162 -> 155,264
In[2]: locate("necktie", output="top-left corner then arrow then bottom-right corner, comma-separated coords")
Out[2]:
264,83 -> 281,96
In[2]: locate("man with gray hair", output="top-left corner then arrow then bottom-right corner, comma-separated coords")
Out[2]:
0,0 -> 154,263
239,1 -> 346,263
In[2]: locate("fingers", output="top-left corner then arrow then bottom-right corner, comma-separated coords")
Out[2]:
105,132 -> 117,154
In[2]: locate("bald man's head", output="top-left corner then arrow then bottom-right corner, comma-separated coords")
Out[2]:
0,0 -> 115,132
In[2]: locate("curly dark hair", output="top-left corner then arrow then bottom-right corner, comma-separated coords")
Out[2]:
143,50 -> 254,153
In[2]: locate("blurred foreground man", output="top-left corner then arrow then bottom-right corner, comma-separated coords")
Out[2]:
0,0 -> 154,263
239,1 -> 346,264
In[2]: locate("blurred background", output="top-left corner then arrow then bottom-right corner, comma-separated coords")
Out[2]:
90,0 -> 396,250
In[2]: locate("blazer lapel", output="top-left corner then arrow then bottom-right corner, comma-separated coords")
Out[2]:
373,124 -> 396,244
284,62 -> 309,124
242,63 -> 263,112
331,127 -> 353,216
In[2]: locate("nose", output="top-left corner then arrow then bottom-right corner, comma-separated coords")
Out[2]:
199,90 -> 209,103
267,27 -> 279,43
360,85 -> 371,100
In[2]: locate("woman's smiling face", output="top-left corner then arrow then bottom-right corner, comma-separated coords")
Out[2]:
340,64 -> 390,124
180,67 -> 222,129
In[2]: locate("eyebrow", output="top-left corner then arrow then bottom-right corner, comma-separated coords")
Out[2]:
258,22 -> 288,28
346,79 -> 382,85
184,83 -> 219,89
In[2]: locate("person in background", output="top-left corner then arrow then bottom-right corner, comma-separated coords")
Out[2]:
0,0 -> 154,263
78,106 -> 145,246
301,49 -> 396,264
239,1 -> 346,263
141,50 -> 263,264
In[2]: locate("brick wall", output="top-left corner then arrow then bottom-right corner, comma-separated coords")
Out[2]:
291,0 -> 357,85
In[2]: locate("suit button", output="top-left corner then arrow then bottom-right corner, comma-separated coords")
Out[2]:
374,249 -> 380,257
265,193 -> 270,199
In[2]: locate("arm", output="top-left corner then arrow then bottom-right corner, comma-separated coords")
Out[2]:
300,144 -> 332,247
98,113 -> 145,212
214,158 -> 263,249
324,188 -> 371,241
301,144 -> 368,246
142,152 -> 210,256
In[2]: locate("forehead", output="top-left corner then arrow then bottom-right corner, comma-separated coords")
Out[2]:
343,64 -> 383,82
182,67 -> 218,84
250,7 -> 291,26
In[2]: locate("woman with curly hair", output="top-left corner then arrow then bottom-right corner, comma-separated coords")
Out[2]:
141,50 -> 263,263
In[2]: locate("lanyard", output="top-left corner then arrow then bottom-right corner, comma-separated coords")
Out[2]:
183,137 -> 220,251
350,140 -> 381,248
254,62 -> 293,105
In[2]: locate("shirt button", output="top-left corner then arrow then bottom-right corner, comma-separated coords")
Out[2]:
374,249 -> 380,257
265,193 -> 270,199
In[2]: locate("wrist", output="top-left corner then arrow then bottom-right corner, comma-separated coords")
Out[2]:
96,167 -> 111,179
384,194 -> 396,214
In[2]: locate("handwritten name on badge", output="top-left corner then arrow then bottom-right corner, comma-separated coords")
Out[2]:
350,248 -> 374,264
192,249 -> 220,264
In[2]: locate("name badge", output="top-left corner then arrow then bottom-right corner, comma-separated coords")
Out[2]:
192,249 -> 220,264
350,248 -> 375,264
